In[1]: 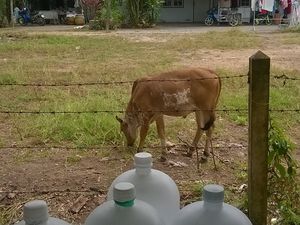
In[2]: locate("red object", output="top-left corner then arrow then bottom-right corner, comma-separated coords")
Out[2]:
260,9 -> 268,14
284,0 -> 292,14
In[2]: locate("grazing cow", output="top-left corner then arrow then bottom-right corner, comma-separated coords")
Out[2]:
116,68 -> 221,161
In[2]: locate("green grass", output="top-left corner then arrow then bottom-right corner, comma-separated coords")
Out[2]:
0,30 -> 299,149
166,29 -> 262,50
0,29 -> 299,225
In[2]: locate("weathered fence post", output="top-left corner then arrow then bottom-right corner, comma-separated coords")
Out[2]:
248,51 -> 270,225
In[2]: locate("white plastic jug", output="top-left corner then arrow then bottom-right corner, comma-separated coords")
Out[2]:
85,182 -> 165,225
107,152 -> 180,225
15,200 -> 71,225
172,184 -> 252,225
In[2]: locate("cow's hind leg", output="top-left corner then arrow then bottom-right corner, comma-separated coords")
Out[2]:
156,115 -> 167,162
203,126 -> 213,157
187,111 -> 204,157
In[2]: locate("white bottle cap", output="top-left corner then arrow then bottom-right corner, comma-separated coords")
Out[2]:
203,184 -> 224,203
113,182 -> 136,203
134,152 -> 153,168
23,200 -> 49,225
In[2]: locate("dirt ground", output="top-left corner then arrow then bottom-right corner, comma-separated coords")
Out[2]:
0,24 -> 299,225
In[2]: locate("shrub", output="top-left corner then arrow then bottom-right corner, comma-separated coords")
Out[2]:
90,0 -> 124,30
267,120 -> 300,225
0,0 -> 8,28
126,0 -> 162,27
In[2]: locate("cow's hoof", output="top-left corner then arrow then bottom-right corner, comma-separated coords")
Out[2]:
159,155 -> 167,162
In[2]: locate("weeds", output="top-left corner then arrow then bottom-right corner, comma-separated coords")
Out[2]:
268,120 -> 299,225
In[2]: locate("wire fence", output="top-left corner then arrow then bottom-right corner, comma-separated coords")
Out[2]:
0,143 -> 247,151
0,108 -> 299,114
0,74 -> 299,87
0,71 -> 298,197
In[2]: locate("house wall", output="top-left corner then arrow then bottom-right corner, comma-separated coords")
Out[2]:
159,0 -> 194,22
193,0 -> 211,22
159,0 -> 211,22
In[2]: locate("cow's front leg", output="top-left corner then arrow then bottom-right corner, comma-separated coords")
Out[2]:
137,122 -> 150,153
156,115 -> 167,162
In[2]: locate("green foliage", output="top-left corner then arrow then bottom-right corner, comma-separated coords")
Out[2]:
91,0 -> 124,30
268,120 -> 297,178
125,0 -> 162,27
268,120 -> 299,225
141,0 -> 162,25
0,0 -> 8,27
0,0 -> 6,17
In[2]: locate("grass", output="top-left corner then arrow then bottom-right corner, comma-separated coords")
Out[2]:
0,28 -> 299,225
166,29 -> 262,50
0,30 -> 299,148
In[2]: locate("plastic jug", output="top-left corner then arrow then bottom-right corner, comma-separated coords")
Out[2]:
172,184 -> 252,225
15,200 -> 71,225
107,152 -> 180,225
85,182 -> 165,225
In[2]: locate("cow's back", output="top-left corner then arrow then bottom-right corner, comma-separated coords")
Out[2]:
130,68 -> 221,117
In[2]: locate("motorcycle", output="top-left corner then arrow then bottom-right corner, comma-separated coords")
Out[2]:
18,8 -> 46,26
204,8 -> 218,26
205,7 -> 240,27
254,11 -> 273,25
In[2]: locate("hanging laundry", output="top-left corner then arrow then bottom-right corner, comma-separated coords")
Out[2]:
280,0 -> 288,8
290,0 -> 300,26
284,0 -> 292,14
262,0 -> 275,11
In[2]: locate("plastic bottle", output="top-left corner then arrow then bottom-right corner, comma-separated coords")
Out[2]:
15,200 -> 71,225
85,182 -> 165,225
172,184 -> 252,225
106,152 -> 180,225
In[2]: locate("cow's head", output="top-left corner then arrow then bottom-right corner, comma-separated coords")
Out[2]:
116,115 -> 138,147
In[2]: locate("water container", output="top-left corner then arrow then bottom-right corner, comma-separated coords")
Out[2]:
85,182 -> 164,225
75,15 -> 85,25
173,184 -> 252,225
107,152 -> 180,225
15,200 -> 71,225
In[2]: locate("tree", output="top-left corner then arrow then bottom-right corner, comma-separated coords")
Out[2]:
0,0 -> 9,27
81,0 -> 103,22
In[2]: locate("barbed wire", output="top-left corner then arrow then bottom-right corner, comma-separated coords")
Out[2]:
0,185 -> 241,195
0,108 -> 248,114
0,108 -> 299,114
274,74 -> 300,81
0,75 -> 245,87
0,189 -> 104,195
0,144 -> 247,151
0,74 -> 299,87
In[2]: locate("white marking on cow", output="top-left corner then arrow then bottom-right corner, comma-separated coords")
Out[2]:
163,89 -> 190,107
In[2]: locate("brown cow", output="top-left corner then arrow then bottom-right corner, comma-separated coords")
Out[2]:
116,68 -> 221,161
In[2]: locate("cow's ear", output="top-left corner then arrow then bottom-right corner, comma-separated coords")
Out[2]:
116,116 -> 123,123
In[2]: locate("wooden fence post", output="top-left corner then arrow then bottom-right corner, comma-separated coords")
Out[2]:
248,51 -> 270,225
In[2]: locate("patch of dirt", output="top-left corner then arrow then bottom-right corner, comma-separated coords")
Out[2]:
178,46 -> 300,71
0,134 -> 248,225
